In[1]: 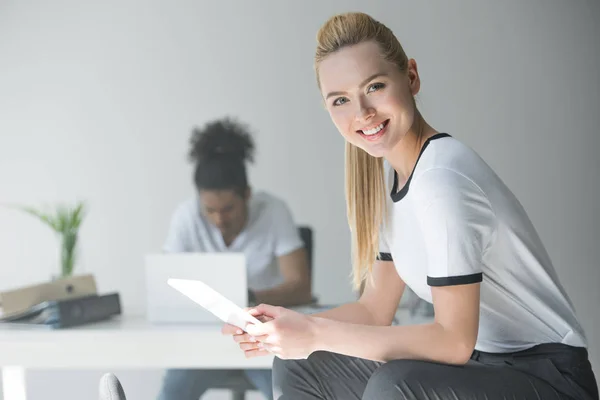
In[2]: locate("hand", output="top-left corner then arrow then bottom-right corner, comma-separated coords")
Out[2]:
244,304 -> 319,360
221,308 -> 273,358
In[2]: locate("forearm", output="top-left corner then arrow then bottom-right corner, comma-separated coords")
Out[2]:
312,317 -> 473,365
254,281 -> 312,307
312,301 -> 379,325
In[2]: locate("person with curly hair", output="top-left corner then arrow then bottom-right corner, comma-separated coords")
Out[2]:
157,117 -> 312,400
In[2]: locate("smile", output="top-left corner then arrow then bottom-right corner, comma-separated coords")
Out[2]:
358,119 -> 389,141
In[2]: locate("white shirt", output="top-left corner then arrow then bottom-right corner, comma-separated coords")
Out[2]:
163,191 -> 304,291
379,133 -> 587,353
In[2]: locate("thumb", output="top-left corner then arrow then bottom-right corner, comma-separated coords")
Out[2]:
245,322 -> 267,336
248,304 -> 283,319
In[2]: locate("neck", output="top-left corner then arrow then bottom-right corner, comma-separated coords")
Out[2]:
385,113 -> 437,184
222,206 -> 249,247
222,234 -> 236,247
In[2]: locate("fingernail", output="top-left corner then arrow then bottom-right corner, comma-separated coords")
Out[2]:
249,336 -> 256,342
257,342 -> 264,348
236,329 -> 243,335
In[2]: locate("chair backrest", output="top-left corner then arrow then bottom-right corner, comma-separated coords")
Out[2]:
297,226 -> 313,278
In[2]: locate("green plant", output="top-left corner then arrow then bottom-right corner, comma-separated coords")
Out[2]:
9,202 -> 87,278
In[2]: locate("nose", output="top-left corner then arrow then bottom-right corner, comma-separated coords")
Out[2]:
213,214 -> 224,227
355,97 -> 375,122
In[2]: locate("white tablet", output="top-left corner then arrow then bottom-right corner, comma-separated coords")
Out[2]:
167,278 -> 262,330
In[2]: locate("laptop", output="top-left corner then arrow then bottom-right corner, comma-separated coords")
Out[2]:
144,253 -> 248,324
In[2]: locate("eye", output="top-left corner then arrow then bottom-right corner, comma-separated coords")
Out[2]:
367,82 -> 385,93
332,97 -> 349,106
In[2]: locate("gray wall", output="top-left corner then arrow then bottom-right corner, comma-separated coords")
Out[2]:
0,0 -> 598,398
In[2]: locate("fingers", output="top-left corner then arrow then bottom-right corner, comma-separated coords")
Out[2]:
248,304 -> 283,318
244,348 -> 273,358
247,308 -> 261,316
239,341 -> 261,351
232,333 -> 268,343
232,333 -> 253,343
257,315 -> 274,323
221,324 -> 244,335
261,343 -> 281,354
246,309 -> 273,323
245,320 -> 276,336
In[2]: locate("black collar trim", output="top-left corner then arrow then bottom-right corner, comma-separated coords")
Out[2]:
390,133 -> 451,203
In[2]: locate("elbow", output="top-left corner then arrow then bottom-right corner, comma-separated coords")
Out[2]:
452,345 -> 473,365
292,278 -> 313,305
447,340 -> 475,365
435,322 -> 477,365
301,281 -> 314,303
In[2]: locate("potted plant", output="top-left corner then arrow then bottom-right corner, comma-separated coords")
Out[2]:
9,201 -> 87,278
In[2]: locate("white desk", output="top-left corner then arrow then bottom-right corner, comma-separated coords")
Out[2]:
0,315 -> 273,400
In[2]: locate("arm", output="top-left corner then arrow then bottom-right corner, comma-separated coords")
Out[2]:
310,282 -> 480,364
245,169 -> 492,364
308,170 -> 491,364
163,205 -> 188,253
312,259 -> 405,326
247,281 -> 479,364
252,199 -> 312,306
253,247 -> 312,306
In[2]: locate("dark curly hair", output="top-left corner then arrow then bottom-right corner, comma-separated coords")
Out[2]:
188,117 -> 255,196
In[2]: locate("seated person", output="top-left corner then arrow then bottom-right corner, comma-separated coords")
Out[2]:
157,117 -> 312,400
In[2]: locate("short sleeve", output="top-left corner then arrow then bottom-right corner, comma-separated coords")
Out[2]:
377,162 -> 394,262
163,207 -> 189,253
377,220 -> 393,261
271,199 -> 304,257
413,168 -> 496,287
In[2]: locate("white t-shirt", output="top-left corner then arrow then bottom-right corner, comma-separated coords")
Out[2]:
379,133 -> 587,353
163,191 -> 304,291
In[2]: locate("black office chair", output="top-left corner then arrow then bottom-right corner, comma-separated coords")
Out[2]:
209,225 -> 315,400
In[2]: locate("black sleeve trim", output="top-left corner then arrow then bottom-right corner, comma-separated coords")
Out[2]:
427,273 -> 482,287
377,252 -> 393,261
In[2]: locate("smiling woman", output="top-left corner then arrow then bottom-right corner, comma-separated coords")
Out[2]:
221,11 -> 599,400
316,19 -> 428,289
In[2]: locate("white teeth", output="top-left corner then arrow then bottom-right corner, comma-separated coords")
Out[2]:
362,122 -> 385,135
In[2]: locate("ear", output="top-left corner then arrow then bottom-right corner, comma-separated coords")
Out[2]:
407,59 -> 421,96
244,186 -> 252,201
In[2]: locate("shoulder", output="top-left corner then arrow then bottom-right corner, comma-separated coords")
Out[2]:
413,167 -> 486,200
410,167 -> 494,228
419,136 -> 487,173
249,190 -> 294,220
412,136 -> 493,200
169,197 -> 200,224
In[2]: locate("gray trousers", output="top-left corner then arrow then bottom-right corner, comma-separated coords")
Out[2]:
157,368 -> 273,400
273,343 -> 598,399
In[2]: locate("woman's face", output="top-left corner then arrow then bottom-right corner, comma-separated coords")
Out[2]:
318,40 -> 420,158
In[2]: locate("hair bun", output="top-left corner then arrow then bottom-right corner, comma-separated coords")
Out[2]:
189,117 -> 255,164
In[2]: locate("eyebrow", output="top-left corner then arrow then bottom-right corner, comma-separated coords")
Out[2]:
325,72 -> 388,100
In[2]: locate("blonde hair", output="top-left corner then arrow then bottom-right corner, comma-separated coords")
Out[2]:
314,12 -> 410,290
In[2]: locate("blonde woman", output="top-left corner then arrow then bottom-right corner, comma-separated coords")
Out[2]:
223,12 -> 598,399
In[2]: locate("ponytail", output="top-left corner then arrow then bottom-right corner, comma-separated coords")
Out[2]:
345,142 -> 387,290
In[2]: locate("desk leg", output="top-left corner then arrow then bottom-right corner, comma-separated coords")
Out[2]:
1,367 -> 26,400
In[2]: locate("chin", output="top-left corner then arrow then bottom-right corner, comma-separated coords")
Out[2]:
369,150 -> 387,158
351,141 -> 388,158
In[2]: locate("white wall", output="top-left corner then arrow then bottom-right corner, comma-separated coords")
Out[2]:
0,0 -> 598,398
